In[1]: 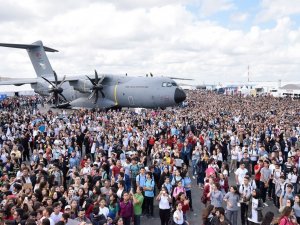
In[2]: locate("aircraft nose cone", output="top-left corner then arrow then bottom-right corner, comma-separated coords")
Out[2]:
174,88 -> 186,104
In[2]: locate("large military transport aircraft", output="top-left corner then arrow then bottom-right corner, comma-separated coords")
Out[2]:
0,41 -> 187,109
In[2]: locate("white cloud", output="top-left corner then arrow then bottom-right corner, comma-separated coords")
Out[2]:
199,0 -> 234,16
0,1 -> 299,84
230,12 -> 248,22
256,0 -> 300,22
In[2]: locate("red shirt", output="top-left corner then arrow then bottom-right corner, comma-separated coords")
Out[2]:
112,165 -> 121,177
178,200 -> 190,214
254,164 -> 261,181
149,137 -> 155,145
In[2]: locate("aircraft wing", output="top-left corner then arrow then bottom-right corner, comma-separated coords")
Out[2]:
0,78 -> 38,86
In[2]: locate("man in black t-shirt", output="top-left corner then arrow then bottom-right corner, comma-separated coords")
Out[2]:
240,151 -> 252,175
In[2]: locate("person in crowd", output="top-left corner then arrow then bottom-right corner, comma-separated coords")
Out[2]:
119,192 -> 133,225
248,189 -> 264,225
210,183 -> 223,208
277,207 -> 298,225
173,202 -> 189,225
293,195 -> 300,224
202,205 -> 215,225
156,186 -> 172,225
260,161 -> 272,206
223,186 -> 240,225
132,186 -> 144,225
261,212 -> 275,225
239,175 -> 253,225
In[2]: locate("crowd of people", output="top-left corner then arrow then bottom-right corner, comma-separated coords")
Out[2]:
0,91 -> 299,225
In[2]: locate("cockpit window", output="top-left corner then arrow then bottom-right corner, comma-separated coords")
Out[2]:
171,82 -> 177,86
162,82 -> 175,87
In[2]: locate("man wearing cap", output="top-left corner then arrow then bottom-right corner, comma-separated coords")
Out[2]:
64,205 -> 71,213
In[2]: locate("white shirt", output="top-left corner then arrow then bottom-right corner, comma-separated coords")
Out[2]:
40,217 -> 55,225
231,149 -> 238,160
50,212 -> 63,224
288,173 -> 298,183
173,209 -> 184,225
235,168 -> 248,185
269,164 -> 276,174
248,198 -> 259,223
237,150 -> 243,162
117,188 -> 124,199
159,195 -> 171,209
249,149 -> 258,161
99,206 -> 109,218
217,153 -> 223,161
81,166 -> 91,175
91,142 -> 96,154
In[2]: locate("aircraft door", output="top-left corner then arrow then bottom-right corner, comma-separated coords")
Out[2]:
128,96 -> 135,106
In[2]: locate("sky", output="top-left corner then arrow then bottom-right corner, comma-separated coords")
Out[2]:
0,0 -> 300,84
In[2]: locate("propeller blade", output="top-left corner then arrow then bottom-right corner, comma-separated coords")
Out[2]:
53,71 -> 58,86
98,74 -> 105,85
41,77 -> 56,89
54,93 -> 59,106
95,70 -> 99,84
88,91 -> 95,100
94,91 -> 99,104
86,75 -> 97,86
100,90 -> 105,98
57,75 -> 66,88
58,93 -> 68,102
46,95 -> 53,103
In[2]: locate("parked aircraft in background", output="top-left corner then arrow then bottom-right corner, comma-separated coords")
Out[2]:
0,41 -> 187,109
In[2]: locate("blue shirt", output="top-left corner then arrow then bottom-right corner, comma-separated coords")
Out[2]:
69,156 -> 79,168
163,183 -> 172,194
183,176 -> 192,191
171,176 -> 184,187
144,179 -> 155,197
136,174 -> 146,187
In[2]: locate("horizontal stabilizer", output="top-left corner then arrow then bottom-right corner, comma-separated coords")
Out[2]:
0,78 -> 38,86
0,43 -> 58,52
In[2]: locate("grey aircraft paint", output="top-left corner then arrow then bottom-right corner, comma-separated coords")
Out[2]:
0,40 -> 186,109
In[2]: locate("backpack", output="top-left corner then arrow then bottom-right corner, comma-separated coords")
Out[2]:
282,190 -> 295,199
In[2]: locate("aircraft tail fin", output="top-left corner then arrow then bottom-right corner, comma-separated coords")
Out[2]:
0,40 -> 58,78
